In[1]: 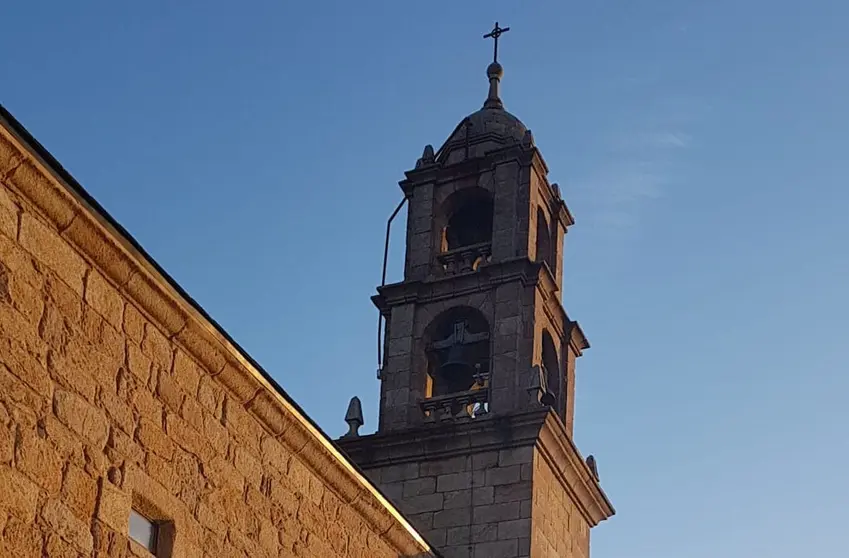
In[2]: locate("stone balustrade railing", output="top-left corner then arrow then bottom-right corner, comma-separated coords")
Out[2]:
437,241 -> 492,275
420,388 -> 490,423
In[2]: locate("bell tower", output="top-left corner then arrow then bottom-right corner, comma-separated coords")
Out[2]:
339,24 -> 614,558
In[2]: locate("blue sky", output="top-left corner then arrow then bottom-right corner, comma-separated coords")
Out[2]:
3,1 -> 848,556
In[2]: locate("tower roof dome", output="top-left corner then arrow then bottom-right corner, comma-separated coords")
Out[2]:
450,106 -> 528,145
434,54 -> 530,164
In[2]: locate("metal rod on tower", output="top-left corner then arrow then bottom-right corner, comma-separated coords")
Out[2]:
377,195 -> 409,375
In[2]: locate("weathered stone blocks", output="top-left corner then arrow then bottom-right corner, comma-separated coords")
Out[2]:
19,213 -> 87,296
0,181 -> 19,239
62,464 -> 98,518
41,498 -> 94,553
84,270 -> 124,330
0,110 -> 436,558
0,465 -> 39,520
96,478 -> 130,532
17,430 -> 63,493
53,389 -> 108,449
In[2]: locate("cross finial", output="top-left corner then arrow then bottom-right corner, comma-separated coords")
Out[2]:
483,22 -> 510,63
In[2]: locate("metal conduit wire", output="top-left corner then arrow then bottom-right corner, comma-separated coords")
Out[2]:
376,195 -> 409,378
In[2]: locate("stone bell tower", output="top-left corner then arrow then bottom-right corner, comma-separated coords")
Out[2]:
339,24 -> 614,558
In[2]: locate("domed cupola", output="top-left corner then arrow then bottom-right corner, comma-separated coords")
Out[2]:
434,32 -> 532,165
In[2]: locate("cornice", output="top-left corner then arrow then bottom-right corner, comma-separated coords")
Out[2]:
373,257 -> 542,313
0,107 -> 435,558
339,409 -> 614,527
400,143 -> 536,193
338,410 -> 551,468
536,411 -> 615,526
556,198 -> 576,229
568,321 -> 590,355
527,147 -> 550,181
400,160 -> 483,193
374,259 -> 590,356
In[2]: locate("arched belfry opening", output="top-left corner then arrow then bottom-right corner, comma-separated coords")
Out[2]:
437,188 -> 494,274
535,206 -> 554,272
541,330 -> 561,413
445,197 -> 493,250
424,306 -> 490,398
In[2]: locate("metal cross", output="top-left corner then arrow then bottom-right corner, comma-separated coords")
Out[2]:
483,21 -> 510,63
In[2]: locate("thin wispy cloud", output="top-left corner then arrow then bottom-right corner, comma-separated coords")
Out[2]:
648,131 -> 691,149
571,96 -> 704,233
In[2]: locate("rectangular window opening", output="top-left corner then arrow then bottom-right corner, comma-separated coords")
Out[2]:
129,508 -> 159,555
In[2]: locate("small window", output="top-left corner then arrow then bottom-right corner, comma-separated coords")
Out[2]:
129,509 -> 159,554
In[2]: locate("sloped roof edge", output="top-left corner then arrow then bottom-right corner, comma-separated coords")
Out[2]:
0,102 -> 437,557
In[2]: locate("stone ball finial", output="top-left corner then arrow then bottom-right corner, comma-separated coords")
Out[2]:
342,396 -> 364,439
483,62 -> 505,109
486,61 -> 504,79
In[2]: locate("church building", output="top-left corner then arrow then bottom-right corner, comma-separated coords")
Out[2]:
0,24 -> 611,558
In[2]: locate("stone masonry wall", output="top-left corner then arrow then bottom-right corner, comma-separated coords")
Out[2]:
530,448 -> 590,558
0,122 -> 430,557
363,447 -> 535,558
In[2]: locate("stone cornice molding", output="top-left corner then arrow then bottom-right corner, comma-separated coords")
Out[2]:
339,410 -> 552,467
536,411 -> 614,526
0,107 -> 436,558
374,257 -> 555,311
401,156 -> 490,193
373,258 -> 534,313
568,320 -> 590,356
555,198 -> 576,230
401,143 -> 535,193
374,259 -> 589,357
339,409 -> 614,527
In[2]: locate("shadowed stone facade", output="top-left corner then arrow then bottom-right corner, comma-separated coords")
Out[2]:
0,106 -> 435,557
338,55 -> 614,557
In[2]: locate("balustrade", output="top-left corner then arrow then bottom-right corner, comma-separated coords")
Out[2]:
437,241 -> 492,275
420,388 -> 490,422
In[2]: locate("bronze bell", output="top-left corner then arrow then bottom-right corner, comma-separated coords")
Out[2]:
439,344 -> 476,393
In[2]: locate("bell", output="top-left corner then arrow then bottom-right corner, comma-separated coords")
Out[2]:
439,344 -> 475,393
